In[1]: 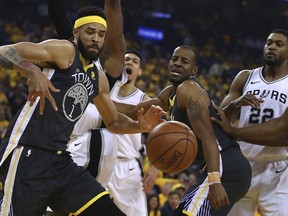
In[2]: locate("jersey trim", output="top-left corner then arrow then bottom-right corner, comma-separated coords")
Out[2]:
0,69 -> 54,166
69,191 -> 109,215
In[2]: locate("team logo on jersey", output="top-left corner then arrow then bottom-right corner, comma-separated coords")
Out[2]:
90,71 -> 96,80
63,83 -> 88,122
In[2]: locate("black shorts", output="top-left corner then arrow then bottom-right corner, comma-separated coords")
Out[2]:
0,145 -> 124,216
173,145 -> 252,216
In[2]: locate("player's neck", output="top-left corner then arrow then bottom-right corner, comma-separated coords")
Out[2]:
263,64 -> 288,81
118,83 -> 137,97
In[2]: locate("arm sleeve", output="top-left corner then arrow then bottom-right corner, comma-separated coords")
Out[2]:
48,0 -> 73,40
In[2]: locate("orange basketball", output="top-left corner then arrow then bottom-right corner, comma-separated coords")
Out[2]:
146,121 -> 198,174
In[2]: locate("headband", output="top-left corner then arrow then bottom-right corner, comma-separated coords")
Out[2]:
74,15 -> 107,29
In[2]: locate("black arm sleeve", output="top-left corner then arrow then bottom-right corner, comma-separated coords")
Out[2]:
48,0 -> 73,40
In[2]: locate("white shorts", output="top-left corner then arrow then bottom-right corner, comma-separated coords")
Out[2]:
107,158 -> 147,216
67,128 -> 117,188
228,159 -> 288,216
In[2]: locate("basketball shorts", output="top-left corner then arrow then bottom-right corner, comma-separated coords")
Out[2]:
228,159 -> 288,216
173,145 -> 251,216
0,145 -> 111,216
67,128 -> 117,187
107,158 -> 148,216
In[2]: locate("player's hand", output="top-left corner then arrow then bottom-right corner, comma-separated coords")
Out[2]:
137,105 -> 166,132
211,106 -> 236,136
27,70 -> 60,115
233,93 -> 264,109
142,165 -> 158,193
208,183 -> 230,209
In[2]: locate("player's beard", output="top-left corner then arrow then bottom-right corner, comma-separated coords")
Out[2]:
78,38 -> 101,62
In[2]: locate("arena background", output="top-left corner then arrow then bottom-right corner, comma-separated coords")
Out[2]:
0,1 -> 287,215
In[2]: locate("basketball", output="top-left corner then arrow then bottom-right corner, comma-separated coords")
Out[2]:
146,121 -> 198,174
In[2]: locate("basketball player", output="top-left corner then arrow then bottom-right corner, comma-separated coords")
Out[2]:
47,0 -> 127,189
107,49 -> 159,216
115,45 -> 252,215
47,1 -> 159,215
0,6 -> 164,216
218,29 -> 288,216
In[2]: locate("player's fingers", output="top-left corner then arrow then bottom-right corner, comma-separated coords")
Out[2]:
29,94 -> 37,107
39,96 -> 45,115
48,82 -> 60,93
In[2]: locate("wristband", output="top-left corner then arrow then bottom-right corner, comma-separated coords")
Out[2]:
208,171 -> 221,185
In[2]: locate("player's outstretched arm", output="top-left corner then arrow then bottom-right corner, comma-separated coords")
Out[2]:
0,40 -> 74,114
100,0 -> 126,78
48,0 -> 73,40
93,70 -> 165,134
212,106 -> 288,146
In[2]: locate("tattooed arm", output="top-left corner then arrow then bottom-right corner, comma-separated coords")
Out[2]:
176,80 -> 229,209
0,40 -> 75,114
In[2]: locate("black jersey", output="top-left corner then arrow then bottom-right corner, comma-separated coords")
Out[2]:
170,76 -> 238,161
0,43 -> 99,160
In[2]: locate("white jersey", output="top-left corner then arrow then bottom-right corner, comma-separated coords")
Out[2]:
238,66 -> 288,161
111,88 -> 146,159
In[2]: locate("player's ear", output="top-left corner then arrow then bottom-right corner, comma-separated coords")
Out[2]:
73,29 -> 79,40
192,65 -> 198,75
137,68 -> 143,77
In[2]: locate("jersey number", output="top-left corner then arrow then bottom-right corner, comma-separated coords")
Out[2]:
248,108 -> 274,124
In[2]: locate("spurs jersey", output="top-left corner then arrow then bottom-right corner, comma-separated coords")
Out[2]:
111,88 -> 146,159
238,67 -> 288,161
0,44 -> 99,165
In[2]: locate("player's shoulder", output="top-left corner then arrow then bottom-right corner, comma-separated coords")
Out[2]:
231,69 -> 252,85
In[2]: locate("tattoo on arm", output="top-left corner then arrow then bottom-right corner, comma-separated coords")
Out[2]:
188,97 -> 202,119
0,46 -> 39,73
275,134 -> 288,142
0,55 -> 13,69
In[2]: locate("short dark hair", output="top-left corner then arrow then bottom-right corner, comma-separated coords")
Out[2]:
125,48 -> 142,60
178,45 -> 199,64
271,29 -> 288,39
76,6 -> 106,20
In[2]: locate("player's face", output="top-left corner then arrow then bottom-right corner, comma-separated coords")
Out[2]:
124,53 -> 142,84
168,47 -> 198,86
264,33 -> 288,66
76,23 -> 106,61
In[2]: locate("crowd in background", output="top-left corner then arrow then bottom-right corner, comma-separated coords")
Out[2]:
0,0 -> 287,215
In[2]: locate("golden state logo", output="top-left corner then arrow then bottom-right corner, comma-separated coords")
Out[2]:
90,71 -> 96,80
63,83 -> 88,122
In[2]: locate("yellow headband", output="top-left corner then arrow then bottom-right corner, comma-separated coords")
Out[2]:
74,15 -> 107,29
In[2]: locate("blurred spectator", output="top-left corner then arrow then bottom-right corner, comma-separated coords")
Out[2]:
147,194 -> 162,216
160,191 -> 181,216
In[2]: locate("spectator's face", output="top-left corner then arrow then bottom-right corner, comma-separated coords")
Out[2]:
75,23 -> 106,61
168,47 -> 198,86
264,33 -> 288,66
148,196 -> 159,209
168,194 -> 180,209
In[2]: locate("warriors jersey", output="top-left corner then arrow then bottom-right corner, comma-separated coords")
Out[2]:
72,59 -> 127,135
0,43 -> 99,165
111,88 -> 146,159
170,76 -> 239,162
238,67 -> 288,161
